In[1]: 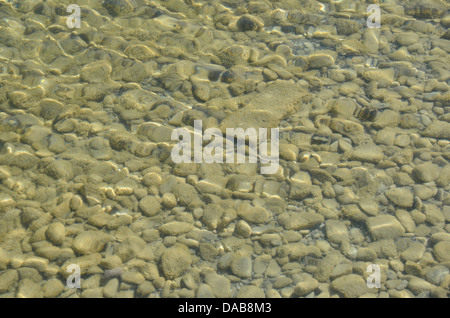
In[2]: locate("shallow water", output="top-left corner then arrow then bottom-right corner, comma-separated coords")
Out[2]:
0,0 -> 449,298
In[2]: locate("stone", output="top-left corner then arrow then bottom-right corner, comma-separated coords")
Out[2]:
331,274 -> 374,298
412,163 -> 440,182
136,281 -> 155,297
115,236 -> 146,262
16,278 -> 43,298
45,222 -> 65,245
400,241 -> 425,262
80,61 -> 112,83
159,221 -> 193,236
433,241 -> 450,263
124,44 -> 156,61
231,250 -> 252,278
308,54 -> 335,69
234,220 -> 252,238
173,183 -> 200,207
237,206 -> 271,224
425,266 -> 449,285
236,285 -> 265,298
139,196 -> 161,217
385,187 -> 414,208
395,210 -> 416,233
422,120 -> 450,139
103,278 -> 119,298
160,244 -> 192,279
407,278 -> 435,295
45,160 -> 74,180
279,212 -> 324,230
196,284 -> 216,298
350,144 -> 384,163
366,215 -> 405,240
103,0 -> 134,16
40,99 -> 64,120
42,278 -> 64,298
0,269 -> 18,293
424,204 -> 445,226
72,230 -> 110,255
325,220 -> 349,244
293,275 -> 319,296
199,243 -> 218,262
121,271 -> 145,285
204,273 -> 231,298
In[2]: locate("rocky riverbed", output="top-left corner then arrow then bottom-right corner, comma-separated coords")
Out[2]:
0,0 -> 449,298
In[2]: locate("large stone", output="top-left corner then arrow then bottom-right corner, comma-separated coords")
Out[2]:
433,241 -> 450,263
0,269 -> 18,293
412,163 -> 440,182
422,120 -> 450,139
231,250 -> 252,278
279,212 -> 324,230
385,187 -> 414,208
46,222 -> 65,245
204,273 -> 231,298
139,196 -> 161,217
72,230 -> 110,255
325,220 -> 349,244
158,221 -> 193,236
293,275 -> 319,296
160,244 -> 192,279
366,215 -> 405,240
331,274 -> 374,298
350,144 -> 384,163
237,206 -> 271,224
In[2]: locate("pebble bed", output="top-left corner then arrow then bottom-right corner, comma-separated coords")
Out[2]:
0,0 -> 449,298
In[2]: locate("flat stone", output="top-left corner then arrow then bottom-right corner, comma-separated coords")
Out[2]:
350,144 -> 384,163
237,206 -> 271,224
120,271 -> 145,285
279,212 -> 324,230
366,215 -> 405,240
158,221 -> 193,236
